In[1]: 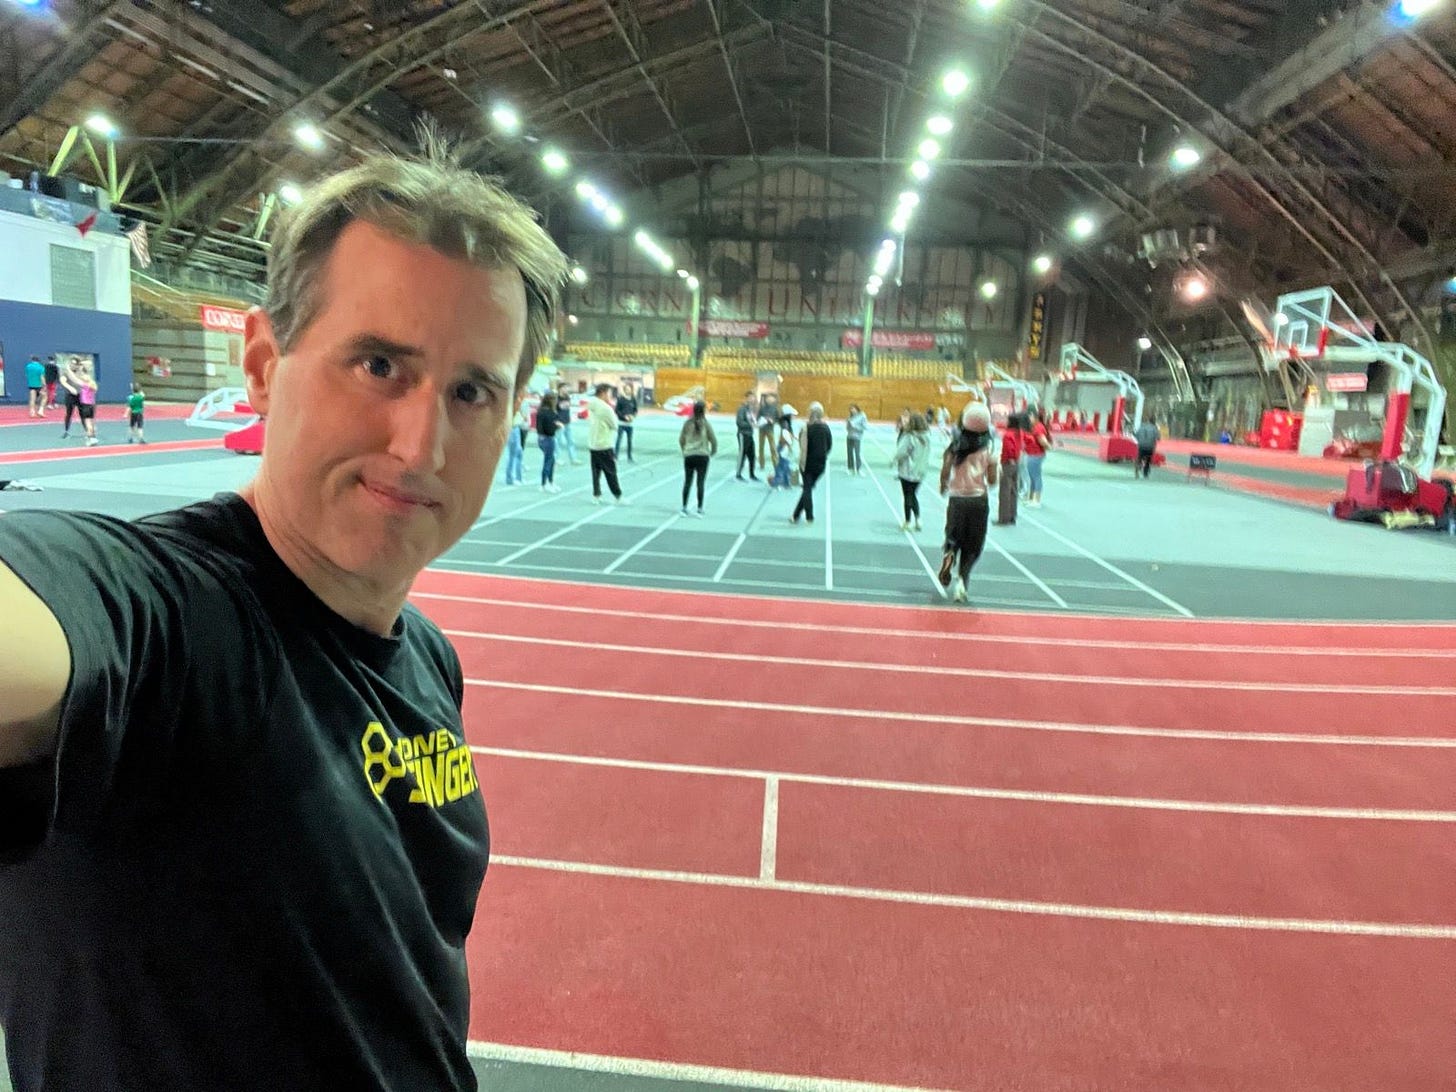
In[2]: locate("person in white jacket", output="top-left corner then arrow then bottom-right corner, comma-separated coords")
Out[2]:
894,413 -> 933,530
585,383 -> 625,504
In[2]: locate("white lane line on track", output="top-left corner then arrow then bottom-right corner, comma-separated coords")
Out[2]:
484,854 -> 1456,939
1018,512 -> 1196,618
465,1041 -> 956,1092
602,475 -> 734,574
760,777 -> 780,880
472,746 -> 1456,822
462,679 -> 1456,748
444,629 -> 1456,696
412,590 -> 1456,656
473,452 -> 676,529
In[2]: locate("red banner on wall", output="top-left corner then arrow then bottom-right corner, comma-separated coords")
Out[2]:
199,305 -> 248,334
698,319 -> 770,339
840,330 -> 937,351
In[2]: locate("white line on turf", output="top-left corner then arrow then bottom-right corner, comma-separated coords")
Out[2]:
603,476 -> 733,574
462,679 -> 1456,747
824,468 -> 834,590
494,463 -> 684,565
862,434 -> 948,599
485,854 -> 1456,938
472,745 -> 1456,821
713,533 -> 748,582
986,538 -> 1069,608
464,1041 -> 956,1092
1020,513 -> 1197,618
445,629 -> 1455,696
760,777 -> 780,879
474,452 -> 676,528
417,591 -> 1451,655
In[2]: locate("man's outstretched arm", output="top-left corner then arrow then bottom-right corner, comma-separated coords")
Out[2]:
0,561 -> 69,768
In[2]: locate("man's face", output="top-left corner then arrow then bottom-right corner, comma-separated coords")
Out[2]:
243,220 -> 526,588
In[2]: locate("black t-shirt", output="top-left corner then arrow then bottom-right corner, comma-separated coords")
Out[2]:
615,396 -> 637,423
42,362 -> 60,384
802,420 -> 833,474
535,406 -> 559,437
0,494 -> 489,1091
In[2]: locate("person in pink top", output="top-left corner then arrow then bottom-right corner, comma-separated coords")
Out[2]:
76,362 -> 100,447
937,403 -> 999,604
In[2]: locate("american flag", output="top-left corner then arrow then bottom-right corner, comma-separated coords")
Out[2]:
124,221 -> 151,268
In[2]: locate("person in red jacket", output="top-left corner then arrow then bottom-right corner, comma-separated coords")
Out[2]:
996,411 -> 1025,525
1022,408 -> 1054,508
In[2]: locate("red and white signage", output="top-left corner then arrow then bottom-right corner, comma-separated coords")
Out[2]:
698,319 -> 769,339
1324,372 -> 1368,393
199,305 -> 248,334
841,330 -> 937,351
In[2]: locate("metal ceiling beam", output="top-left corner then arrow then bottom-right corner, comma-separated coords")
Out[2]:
1067,0 -> 1195,130
597,0 -> 700,171
704,0 -> 757,156
1009,1 -> 1429,356
823,0 -> 832,155
1226,3 -> 1406,129
0,1 -> 129,141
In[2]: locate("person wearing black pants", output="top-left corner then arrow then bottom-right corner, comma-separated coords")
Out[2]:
586,383 -> 625,504
1133,416 -> 1160,479
614,384 -> 637,462
59,358 -> 82,438
679,400 -> 717,516
791,402 -> 833,524
734,390 -> 758,480
938,404 -> 999,604
893,413 -> 931,531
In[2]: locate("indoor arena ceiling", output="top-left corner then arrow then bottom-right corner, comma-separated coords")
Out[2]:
3,0 -> 1455,342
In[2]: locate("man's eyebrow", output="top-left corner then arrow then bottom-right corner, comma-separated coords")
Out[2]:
463,364 -> 512,392
341,333 -> 424,360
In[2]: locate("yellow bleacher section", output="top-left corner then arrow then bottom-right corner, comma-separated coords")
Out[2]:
562,341 -> 692,367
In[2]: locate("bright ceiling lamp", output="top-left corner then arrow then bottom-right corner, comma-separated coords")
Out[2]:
686,275 -> 700,290
941,69 -> 971,98
1069,214 -> 1096,240
490,102 -> 521,133
918,138 -> 942,160
85,114 -> 118,139
1032,254 -> 1054,275
575,180 -> 598,200
1398,0 -> 1441,17
873,244 -> 897,278
890,209 -> 912,234
293,122 -> 324,151
676,268 -> 690,279
278,182 -> 303,206
909,160 -> 931,181
926,115 -> 953,137
541,148 -> 570,174
866,278 -> 882,297
897,191 -> 921,209
979,281 -> 998,300
1170,144 -> 1202,170
1137,336 -> 1153,351
1180,273 -> 1211,302
603,205 -> 624,226
975,0 -> 1002,10
570,265 -> 589,284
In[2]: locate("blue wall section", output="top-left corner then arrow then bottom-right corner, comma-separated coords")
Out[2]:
0,299 -> 132,403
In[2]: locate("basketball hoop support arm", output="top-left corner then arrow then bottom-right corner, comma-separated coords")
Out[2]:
1057,344 -> 1144,433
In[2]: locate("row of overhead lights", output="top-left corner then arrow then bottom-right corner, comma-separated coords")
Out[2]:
486,100 -> 699,295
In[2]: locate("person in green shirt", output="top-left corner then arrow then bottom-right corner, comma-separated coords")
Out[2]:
127,383 -> 147,444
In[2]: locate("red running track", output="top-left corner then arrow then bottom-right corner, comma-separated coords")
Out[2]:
411,569 -> 1456,1090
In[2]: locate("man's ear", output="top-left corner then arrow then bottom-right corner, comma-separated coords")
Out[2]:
242,308 -> 281,416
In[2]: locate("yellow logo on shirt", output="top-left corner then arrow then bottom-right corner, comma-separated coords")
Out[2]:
360,722 -> 479,808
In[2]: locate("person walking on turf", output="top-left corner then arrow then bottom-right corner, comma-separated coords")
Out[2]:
757,392 -> 779,472
43,355 -> 60,412
939,403 -> 998,604
846,403 -> 868,475
996,411 -> 1024,525
555,384 -> 578,464
734,389 -> 759,480
127,382 -> 148,444
25,355 -> 46,418
679,399 -> 717,517
535,391 -> 560,492
58,357 -> 82,438
791,402 -> 833,525
614,381 -> 638,462
1134,415 -> 1160,479
0,147 -> 571,1090
894,412 -> 932,530
587,381 -> 625,504
1022,407 -> 1053,508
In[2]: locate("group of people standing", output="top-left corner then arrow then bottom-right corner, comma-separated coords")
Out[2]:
732,390 -> 834,523
19,354 -> 134,447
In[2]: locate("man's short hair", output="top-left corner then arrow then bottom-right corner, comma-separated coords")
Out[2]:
594,382 -> 612,395
264,146 -> 569,390
808,402 -> 825,420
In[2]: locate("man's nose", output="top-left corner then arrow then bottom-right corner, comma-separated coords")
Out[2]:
387,386 -> 449,474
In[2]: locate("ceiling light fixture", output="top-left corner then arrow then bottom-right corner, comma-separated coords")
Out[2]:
490,102 -> 521,133
1070,214 -> 1096,240
926,115 -> 953,137
85,114 -> 118,139
541,148 -> 569,174
941,69 -> 971,98
1033,254 -> 1054,275
1170,145 -> 1202,170
910,160 -> 931,181
918,138 -> 942,160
